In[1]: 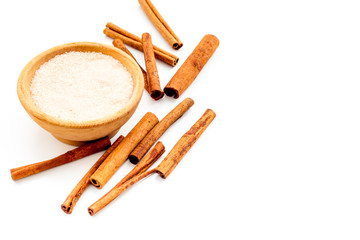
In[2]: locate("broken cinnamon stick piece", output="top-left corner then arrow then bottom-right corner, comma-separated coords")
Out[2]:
90,112 -> 159,189
10,137 -> 111,181
164,34 -> 219,98
112,39 -> 150,93
139,0 -> 183,50
142,32 -> 164,100
129,97 -> 194,164
61,135 -> 124,214
88,109 -> 216,216
104,22 -> 179,66
88,142 -> 165,216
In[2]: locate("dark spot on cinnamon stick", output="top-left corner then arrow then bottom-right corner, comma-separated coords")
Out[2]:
186,113 -> 213,135
88,209 -> 94,216
164,87 -> 179,98
155,169 -> 166,179
128,155 -> 140,165
66,151 -> 76,158
61,204 -> 71,214
192,59 -> 203,72
91,179 -> 100,187
150,90 -> 164,100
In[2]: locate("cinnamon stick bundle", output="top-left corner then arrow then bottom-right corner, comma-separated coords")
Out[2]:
129,97 -> 194,164
61,135 -> 124,214
142,33 -> 164,100
112,39 -> 150,93
90,112 -> 159,189
104,22 -> 179,66
88,141 -> 165,216
164,34 -> 219,98
88,109 -> 216,216
138,0 -> 183,50
10,137 -> 111,181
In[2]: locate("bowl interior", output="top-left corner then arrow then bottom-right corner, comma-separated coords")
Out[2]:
17,42 -> 144,129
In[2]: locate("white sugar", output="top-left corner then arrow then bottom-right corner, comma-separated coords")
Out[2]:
30,51 -> 134,122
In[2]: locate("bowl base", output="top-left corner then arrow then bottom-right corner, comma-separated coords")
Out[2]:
52,135 -> 87,146
52,129 -> 120,146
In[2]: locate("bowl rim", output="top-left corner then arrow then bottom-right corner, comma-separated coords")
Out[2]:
17,41 -> 144,129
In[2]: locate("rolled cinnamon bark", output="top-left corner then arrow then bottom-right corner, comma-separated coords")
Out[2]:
90,112 -> 159,189
139,0 -> 183,50
89,169 -> 157,216
164,34 -> 219,98
142,33 -> 164,100
10,137 -> 111,181
128,97 -> 194,164
155,109 -> 216,178
88,142 -> 165,216
88,109 -> 216,215
104,22 -> 179,66
61,135 -> 124,214
112,39 -> 150,93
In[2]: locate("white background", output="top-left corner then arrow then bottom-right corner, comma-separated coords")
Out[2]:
1,0 -> 360,239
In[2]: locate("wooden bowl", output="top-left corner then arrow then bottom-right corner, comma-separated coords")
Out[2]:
17,42 -> 144,146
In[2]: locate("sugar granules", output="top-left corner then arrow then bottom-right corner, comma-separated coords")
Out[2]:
30,51 -> 134,122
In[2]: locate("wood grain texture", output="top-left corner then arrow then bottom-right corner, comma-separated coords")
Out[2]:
17,42 -> 144,145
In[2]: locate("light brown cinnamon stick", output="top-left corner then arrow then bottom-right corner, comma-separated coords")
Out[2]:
112,39 -> 150,93
89,169 -> 157,216
164,34 -> 219,98
88,109 -> 216,216
61,135 -> 124,214
88,141 -> 165,216
90,112 -> 159,189
155,109 -> 216,178
104,22 -> 179,66
10,137 -> 111,181
142,32 -> 164,100
128,97 -> 194,164
139,0 -> 183,50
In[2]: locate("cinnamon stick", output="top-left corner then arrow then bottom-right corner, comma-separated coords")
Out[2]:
10,137 -> 111,181
104,22 -> 179,66
90,112 -> 159,189
142,33 -> 164,100
88,109 -> 216,216
88,141 -> 165,216
164,34 -> 219,98
155,109 -> 216,178
61,135 -> 124,214
112,39 -> 150,93
138,0 -> 183,50
128,97 -> 194,164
